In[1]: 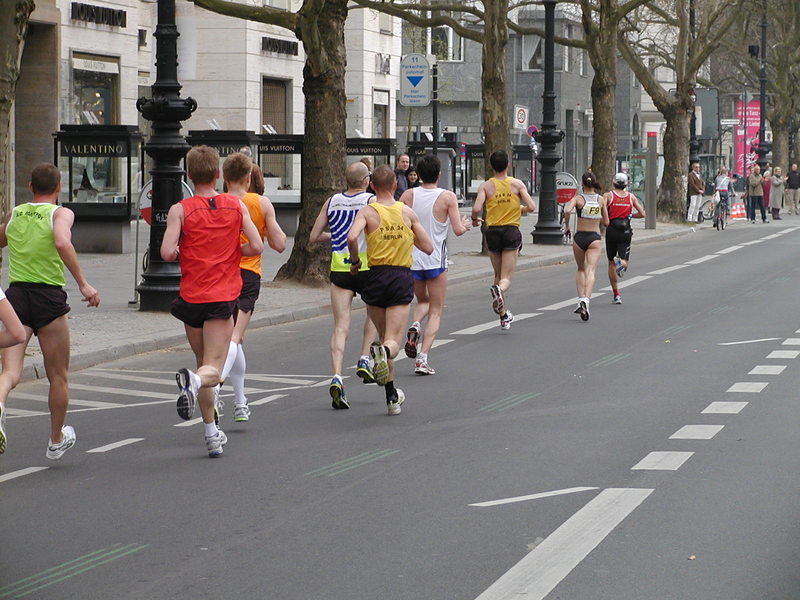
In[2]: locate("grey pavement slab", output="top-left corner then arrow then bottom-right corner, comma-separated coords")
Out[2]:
0,212 -> 697,381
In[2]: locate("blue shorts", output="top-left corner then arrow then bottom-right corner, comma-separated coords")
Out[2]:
411,267 -> 447,281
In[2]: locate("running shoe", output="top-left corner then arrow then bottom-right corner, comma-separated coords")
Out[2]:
45,425 -> 76,460
0,403 -> 6,454
579,300 -> 590,321
356,357 -> 375,384
490,285 -> 505,315
573,303 -> 582,314
213,384 -> 222,426
404,322 -> 421,358
500,311 -> 514,331
176,368 -> 199,420
370,342 -> 390,386
387,388 -> 405,416
613,294 -> 622,305
614,257 -> 627,278
205,429 -> 228,457
233,403 -> 251,422
329,375 -> 349,410
414,359 -> 436,375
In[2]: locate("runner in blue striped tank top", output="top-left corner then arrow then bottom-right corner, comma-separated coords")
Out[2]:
400,154 -> 471,375
310,161 -> 379,409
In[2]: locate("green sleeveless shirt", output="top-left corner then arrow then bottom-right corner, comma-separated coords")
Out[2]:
6,203 -> 66,287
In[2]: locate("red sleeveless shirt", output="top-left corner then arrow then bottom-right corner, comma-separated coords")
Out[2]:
607,190 -> 633,220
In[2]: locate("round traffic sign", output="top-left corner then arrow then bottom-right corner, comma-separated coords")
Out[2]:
555,171 -> 578,204
527,125 -> 539,137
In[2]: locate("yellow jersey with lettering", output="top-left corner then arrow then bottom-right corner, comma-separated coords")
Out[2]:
485,177 -> 520,227
365,201 -> 414,268
239,192 -> 267,276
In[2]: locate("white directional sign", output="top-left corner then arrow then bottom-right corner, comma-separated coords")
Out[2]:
399,54 -> 431,107
514,105 -> 529,130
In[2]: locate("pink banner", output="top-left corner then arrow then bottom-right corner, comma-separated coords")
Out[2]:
734,100 -> 761,176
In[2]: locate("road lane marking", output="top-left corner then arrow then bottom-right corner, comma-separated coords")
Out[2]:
715,245 -> 743,254
598,275 -> 651,291
782,338 -> 800,346
394,339 -> 454,362
304,449 -> 399,477
748,365 -> 786,375
5,407 -> 48,417
631,451 -> 693,470
452,315 -> 539,335
708,305 -> 733,314
10,391 -> 124,408
0,467 -> 48,484
469,487 -> 599,507
761,233 -> 782,240
86,438 -> 144,453
68,383 -> 176,400
669,425 -> 725,440
249,393 -> 287,406
0,543 -> 149,598
718,338 -> 780,346
702,401 -> 747,414
659,324 -> 692,336
726,382 -> 768,393
740,239 -> 764,245
767,350 -> 800,359
686,254 -> 718,264
473,488 -> 653,600
537,296 -> 605,311
647,264 -> 688,275
587,352 -> 630,368
480,391 -> 541,412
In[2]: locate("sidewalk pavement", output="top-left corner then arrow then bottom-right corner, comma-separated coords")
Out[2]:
5,213 -> 696,382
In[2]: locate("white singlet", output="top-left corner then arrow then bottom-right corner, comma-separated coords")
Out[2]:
578,193 -> 602,220
411,186 -> 449,271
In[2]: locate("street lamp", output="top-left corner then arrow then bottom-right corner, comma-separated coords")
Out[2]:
688,0 -> 701,166
755,0 -> 769,170
135,0 -> 197,311
531,0 -> 564,245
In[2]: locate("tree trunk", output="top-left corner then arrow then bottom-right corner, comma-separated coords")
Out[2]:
770,117 -> 789,172
587,25 -> 617,190
657,105 -> 691,222
0,0 -> 34,216
480,0 -> 510,165
275,0 -> 348,286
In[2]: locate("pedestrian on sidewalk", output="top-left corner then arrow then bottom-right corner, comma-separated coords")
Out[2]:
162,145 -> 263,457
0,163 -> 100,459
401,153 -> 471,375
217,153 -> 286,423
393,153 -> 410,201
747,165 -> 767,223
603,173 -> 645,305
471,150 -> 536,330
346,165 -> 433,415
309,160 -> 379,409
562,171 -> 608,321
784,164 -> 800,214
769,166 -> 785,220
687,161 -> 705,222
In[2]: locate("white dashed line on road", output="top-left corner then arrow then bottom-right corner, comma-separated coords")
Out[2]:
686,254 -> 719,265
647,264 -> 689,275
669,425 -> 725,440
767,350 -> 800,359
86,438 -> 145,453
715,245 -> 743,254
538,297 -> 605,311
702,401 -> 748,414
631,451 -> 694,470
726,382 -> 769,393
469,487 -> 599,508
781,338 -> 800,346
748,365 -> 786,375
599,275 -> 652,291
451,316 -> 539,335
0,467 -> 48,484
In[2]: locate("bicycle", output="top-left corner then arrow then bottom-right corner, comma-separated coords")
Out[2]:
697,195 -> 730,230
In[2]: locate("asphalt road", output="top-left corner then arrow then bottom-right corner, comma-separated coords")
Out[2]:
2,222 -> 800,600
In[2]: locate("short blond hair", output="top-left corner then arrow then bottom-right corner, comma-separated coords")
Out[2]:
223,152 -> 252,186
187,145 -> 220,185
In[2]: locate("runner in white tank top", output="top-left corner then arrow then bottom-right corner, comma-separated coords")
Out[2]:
400,154 -> 472,375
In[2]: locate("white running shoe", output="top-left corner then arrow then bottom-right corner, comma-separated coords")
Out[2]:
176,368 -> 199,420
205,429 -> 228,457
414,359 -> 436,375
233,404 -> 251,422
46,425 -> 76,460
387,389 -> 405,415
579,300 -> 590,321
490,285 -> 505,315
370,342 -> 390,386
613,295 -> 622,305
500,311 -> 514,330
614,257 -> 627,278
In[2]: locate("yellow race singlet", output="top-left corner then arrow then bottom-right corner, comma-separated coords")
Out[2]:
485,177 -> 521,227
365,202 -> 414,268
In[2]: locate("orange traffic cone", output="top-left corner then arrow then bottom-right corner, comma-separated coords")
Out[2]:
730,202 -> 746,220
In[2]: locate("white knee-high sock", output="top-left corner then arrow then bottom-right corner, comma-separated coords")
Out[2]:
231,344 -> 247,405
221,341 -> 238,381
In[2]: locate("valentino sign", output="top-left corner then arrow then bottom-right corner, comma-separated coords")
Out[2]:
71,2 -> 127,27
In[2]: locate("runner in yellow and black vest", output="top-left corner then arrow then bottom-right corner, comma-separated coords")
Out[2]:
346,164 -> 433,416
0,163 -> 100,461
471,150 -> 536,330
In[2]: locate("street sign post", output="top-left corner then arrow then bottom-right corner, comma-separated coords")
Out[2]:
514,105 -> 529,130
399,54 -> 431,107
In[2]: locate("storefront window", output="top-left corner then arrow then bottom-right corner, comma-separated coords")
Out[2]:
70,53 -> 119,125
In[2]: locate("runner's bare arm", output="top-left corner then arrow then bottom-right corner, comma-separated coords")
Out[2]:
0,210 -> 12,247
601,196 -> 610,227
562,195 -> 579,233
346,207 -> 369,273
260,195 -> 287,251
444,191 -> 471,236
160,202 -> 183,262
516,179 -> 536,214
309,198 -> 331,244
240,200 -> 265,257
631,194 -> 646,219
399,188 -> 414,208
471,182 -> 489,224
53,207 -> 100,307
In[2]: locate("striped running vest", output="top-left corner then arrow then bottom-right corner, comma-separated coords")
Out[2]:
328,190 -> 372,272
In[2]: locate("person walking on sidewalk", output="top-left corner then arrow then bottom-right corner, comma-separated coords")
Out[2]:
401,153 -> 471,375
217,153 -> 286,423
747,165 -> 767,223
769,166 -> 785,221
562,171 -> 609,321
161,146 -> 263,457
603,173 -> 645,305
346,165 -> 433,415
471,150 -> 536,330
784,164 -> 800,215
687,161 -> 705,223
0,163 -> 99,459
310,160 -> 379,409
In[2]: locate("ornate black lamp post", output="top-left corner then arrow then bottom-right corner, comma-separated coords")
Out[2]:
755,0 -> 769,170
531,0 -> 564,245
688,0 -> 701,166
135,0 -> 197,311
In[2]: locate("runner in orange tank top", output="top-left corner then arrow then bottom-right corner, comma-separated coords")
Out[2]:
161,145 -> 263,458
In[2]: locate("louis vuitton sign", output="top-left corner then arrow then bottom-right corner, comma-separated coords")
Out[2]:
71,2 -> 127,27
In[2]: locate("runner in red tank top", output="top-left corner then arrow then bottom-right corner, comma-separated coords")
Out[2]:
602,173 -> 645,305
161,145 -> 263,458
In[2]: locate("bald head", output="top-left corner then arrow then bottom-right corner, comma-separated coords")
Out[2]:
345,160 -> 370,188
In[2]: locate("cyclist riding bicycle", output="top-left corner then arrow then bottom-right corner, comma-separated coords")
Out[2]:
713,166 -> 735,230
